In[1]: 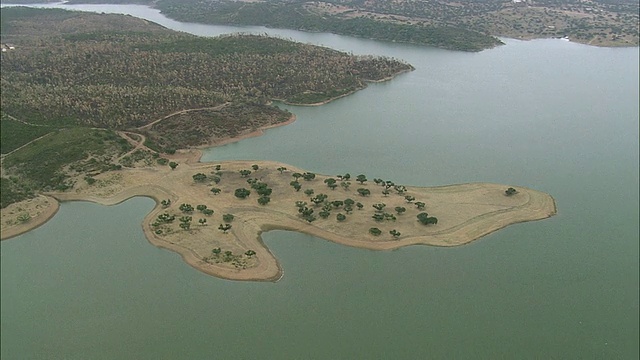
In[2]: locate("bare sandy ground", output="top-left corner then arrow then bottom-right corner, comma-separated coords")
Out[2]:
1,152 -> 556,281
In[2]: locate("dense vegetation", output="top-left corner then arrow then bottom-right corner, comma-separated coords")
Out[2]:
0,7 -> 412,207
60,0 -> 638,48
153,0 -> 503,51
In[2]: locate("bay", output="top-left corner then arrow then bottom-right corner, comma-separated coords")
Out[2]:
1,3 -> 638,359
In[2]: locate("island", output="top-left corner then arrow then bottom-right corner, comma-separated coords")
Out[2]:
0,8 -> 557,281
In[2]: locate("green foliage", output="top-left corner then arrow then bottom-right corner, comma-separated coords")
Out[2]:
169,162 -> 178,170
257,195 -> 271,205
0,114 -> 55,154
369,227 -> 382,236
218,223 -> 232,233
2,128 -> 132,195
336,213 -> 346,222
202,209 -> 214,216
357,188 -> 371,197
234,188 -> 251,199
222,213 -> 234,222
192,173 -> 208,182
390,229 -> 401,238
505,187 -> 518,196
179,203 -> 194,213
415,202 -> 426,210
210,187 -> 221,195
417,212 -> 438,225
239,169 -> 252,178
356,174 -> 367,184
0,177 -> 34,208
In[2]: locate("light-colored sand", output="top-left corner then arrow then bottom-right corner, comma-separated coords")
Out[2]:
0,153 -> 556,281
1,195 -> 59,240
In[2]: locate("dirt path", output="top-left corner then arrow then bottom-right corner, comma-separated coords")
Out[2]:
136,102 -> 230,131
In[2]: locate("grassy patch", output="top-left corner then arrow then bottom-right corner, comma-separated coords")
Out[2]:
0,113 -> 55,154
3,128 -> 132,193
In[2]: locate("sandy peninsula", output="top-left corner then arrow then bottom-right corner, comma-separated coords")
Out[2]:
1,146 -> 556,282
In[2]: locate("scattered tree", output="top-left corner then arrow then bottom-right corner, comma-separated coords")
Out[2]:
395,206 -> 407,215
161,199 -> 171,208
304,188 -> 315,197
356,202 -> 364,210
277,167 -> 287,173
239,169 -> 252,178
179,203 -> 194,213
340,181 -> 351,191
169,162 -> 178,170
357,188 -> 371,196
404,195 -> 415,203
210,187 -> 221,195
196,204 -> 207,212
202,209 -> 214,216
198,218 -> 207,226
505,187 -> 518,196
234,188 -> 251,199
222,214 -> 235,222
415,202 -> 426,210
192,173 -> 208,182
218,223 -> 232,233
372,203 -> 386,212
369,227 -> 382,236
390,229 -> 401,238
336,213 -> 346,222
356,174 -> 367,184
302,172 -> 316,181
245,250 -> 256,258
251,164 -> 259,171
257,196 -> 271,205
319,210 -> 331,219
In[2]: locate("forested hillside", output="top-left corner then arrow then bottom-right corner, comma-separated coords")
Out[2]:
0,7 -> 413,207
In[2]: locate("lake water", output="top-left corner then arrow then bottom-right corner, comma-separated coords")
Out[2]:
1,4 -> 638,359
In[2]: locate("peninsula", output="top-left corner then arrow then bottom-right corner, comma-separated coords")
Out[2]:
1,145 -> 557,281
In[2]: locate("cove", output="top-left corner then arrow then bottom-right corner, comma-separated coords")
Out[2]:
1,3 -> 638,359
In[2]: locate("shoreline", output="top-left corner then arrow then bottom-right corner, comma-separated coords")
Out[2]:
1,195 -> 60,241
0,157 -> 557,282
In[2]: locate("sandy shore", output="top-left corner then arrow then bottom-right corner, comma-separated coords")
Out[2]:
0,154 -> 556,282
1,195 -> 60,240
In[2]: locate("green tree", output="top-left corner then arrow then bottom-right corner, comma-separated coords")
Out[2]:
319,210 -> 331,219
169,162 -> 178,170
357,188 -> 371,196
304,188 -> 315,197
198,218 -> 207,226
369,227 -> 382,236
161,199 -> 171,208
202,209 -> 214,216
292,172 -> 303,180
277,167 -> 287,173
356,202 -> 364,210
222,213 -> 234,222
245,250 -> 256,257
210,187 -> 221,195
211,176 -> 221,184
218,223 -> 232,233
179,203 -> 194,213
251,164 -> 259,171
214,164 -> 222,171
415,201 -> 426,210
340,181 -> 351,191
404,195 -> 415,203
336,213 -> 346,222
505,187 -> 517,196
239,169 -> 252,177
192,173 -> 207,182
390,229 -> 401,238
212,247 -> 222,256
302,172 -> 316,181
395,206 -> 406,215
234,188 -> 251,199
324,178 -> 337,189
257,195 -> 271,205
356,174 -> 367,184
372,203 -> 386,212
196,204 -> 207,212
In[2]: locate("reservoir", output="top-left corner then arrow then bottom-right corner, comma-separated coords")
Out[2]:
1,4 -> 638,359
